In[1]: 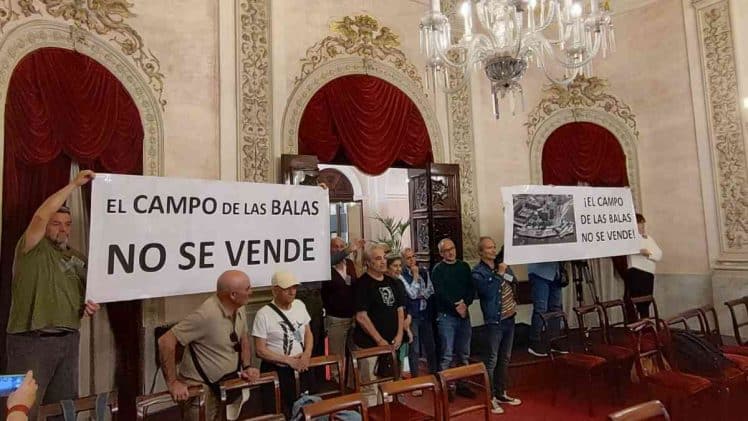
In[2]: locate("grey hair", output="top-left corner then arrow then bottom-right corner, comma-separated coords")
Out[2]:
437,238 -> 454,252
478,236 -> 494,252
365,244 -> 387,263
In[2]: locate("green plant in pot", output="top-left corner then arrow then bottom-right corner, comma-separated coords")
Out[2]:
371,213 -> 410,254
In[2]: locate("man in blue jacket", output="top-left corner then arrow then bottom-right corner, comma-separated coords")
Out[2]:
473,237 -> 521,415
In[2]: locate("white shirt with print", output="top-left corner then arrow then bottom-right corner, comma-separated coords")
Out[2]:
252,299 -> 310,357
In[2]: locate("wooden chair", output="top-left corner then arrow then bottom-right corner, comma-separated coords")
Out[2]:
540,310 -> 608,416
296,354 -> 346,398
630,295 -> 661,323
725,296 -> 748,346
574,304 -> 635,402
136,386 -> 205,420
628,319 -> 715,419
369,375 -> 441,421
607,400 -> 670,421
219,372 -> 284,421
351,345 -> 400,392
39,392 -> 118,420
600,299 -> 632,347
437,363 -> 491,421
302,392 -> 369,420
699,305 -> 748,372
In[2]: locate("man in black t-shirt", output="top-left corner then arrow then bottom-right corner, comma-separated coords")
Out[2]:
353,244 -> 405,349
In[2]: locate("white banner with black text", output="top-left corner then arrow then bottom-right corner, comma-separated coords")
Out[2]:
86,174 -> 331,302
501,185 -> 639,265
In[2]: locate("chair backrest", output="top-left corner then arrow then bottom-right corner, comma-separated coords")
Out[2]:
607,399 -> 670,421
38,392 -> 118,420
219,372 -> 282,420
574,304 -> 610,349
725,296 -> 748,346
538,310 -> 573,356
136,385 -> 206,421
295,354 -> 345,398
351,345 -> 400,391
666,309 -> 706,337
302,392 -> 368,420
628,319 -> 669,380
698,305 -> 724,347
379,375 -> 442,421
630,295 -> 660,323
600,299 -> 629,329
437,363 -> 491,421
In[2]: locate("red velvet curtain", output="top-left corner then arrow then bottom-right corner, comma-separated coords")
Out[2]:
541,121 -> 629,278
298,75 -> 433,175
1,47 -> 143,412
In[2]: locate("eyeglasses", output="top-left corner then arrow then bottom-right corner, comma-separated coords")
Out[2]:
230,330 -> 241,353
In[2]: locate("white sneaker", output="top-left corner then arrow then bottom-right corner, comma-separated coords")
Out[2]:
497,394 -> 522,406
551,348 -> 569,355
490,397 -> 505,414
528,347 -> 548,357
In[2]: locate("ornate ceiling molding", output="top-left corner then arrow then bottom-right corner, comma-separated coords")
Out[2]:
526,76 -> 642,208
693,0 -> 748,256
0,19 -> 164,176
236,0 -> 272,182
0,0 -> 166,109
293,14 -> 423,91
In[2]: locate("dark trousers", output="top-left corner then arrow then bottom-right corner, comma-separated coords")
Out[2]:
260,360 -> 312,418
408,315 -> 438,376
483,317 -> 515,398
625,267 -> 655,319
6,330 -> 80,421
529,273 -> 563,352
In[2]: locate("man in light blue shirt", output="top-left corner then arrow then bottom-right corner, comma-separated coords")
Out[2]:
400,248 -> 438,376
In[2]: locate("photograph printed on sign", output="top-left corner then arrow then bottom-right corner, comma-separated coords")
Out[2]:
512,194 -> 577,246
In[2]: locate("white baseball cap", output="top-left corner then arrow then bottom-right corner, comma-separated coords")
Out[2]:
271,270 -> 299,289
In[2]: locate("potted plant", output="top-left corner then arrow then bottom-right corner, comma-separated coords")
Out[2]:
371,213 -> 410,254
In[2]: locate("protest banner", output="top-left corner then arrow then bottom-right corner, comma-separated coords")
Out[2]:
86,174 -> 331,303
501,185 -> 639,265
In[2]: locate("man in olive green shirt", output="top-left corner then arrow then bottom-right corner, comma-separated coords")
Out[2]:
6,170 -> 100,418
158,270 -> 260,421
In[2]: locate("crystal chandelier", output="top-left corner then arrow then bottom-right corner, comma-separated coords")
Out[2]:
420,0 -> 615,118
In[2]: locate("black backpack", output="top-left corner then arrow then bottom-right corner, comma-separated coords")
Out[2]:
671,329 -> 734,377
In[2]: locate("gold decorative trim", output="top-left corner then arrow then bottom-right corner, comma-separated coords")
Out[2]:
525,76 -> 642,207
695,0 -> 748,251
443,0 -> 480,261
526,76 -> 639,143
0,0 -> 166,109
293,14 -> 423,90
0,20 -> 164,176
237,0 -> 272,182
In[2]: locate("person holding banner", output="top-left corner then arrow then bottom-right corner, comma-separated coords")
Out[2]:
253,270 -> 314,418
158,270 -> 259,421
625,213 -> 662,319
432,238 -> 476,400
527,261 -> 565,358
473,238 -> 521,414
5,169 -> 100,419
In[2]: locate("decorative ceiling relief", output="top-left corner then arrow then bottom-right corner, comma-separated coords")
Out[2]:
694,0 -> 748,254
526,76 -> 642,208
293,14 -> 423,90
237,0 -> 272,182
0,0 -> 166,109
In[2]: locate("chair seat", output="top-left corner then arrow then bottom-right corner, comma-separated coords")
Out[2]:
725,353 -> 748,372
716,366 -> 746,383
557,352 -> 607,369
646,370 -> 712,395
721,345 -> 748,357
369,401 -> 432,421
590,343 -> 635,362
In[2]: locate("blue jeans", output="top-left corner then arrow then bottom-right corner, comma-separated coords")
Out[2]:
529,273 -> 563,351
484,317 -> 515,397
436,312 -> 472,371
409,315 -> 438,375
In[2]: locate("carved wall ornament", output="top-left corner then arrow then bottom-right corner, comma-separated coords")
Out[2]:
293,14 -> 423,90
0,0 -> 166,109
0,19 -> 164,177
526,76 -> 643,207
694,0 -> 748,252
237,0 -> 272,182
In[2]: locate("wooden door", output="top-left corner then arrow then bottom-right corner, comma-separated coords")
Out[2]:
408,163 -> 463,270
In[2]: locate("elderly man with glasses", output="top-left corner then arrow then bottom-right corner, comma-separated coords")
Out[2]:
158,270 -> 259,421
